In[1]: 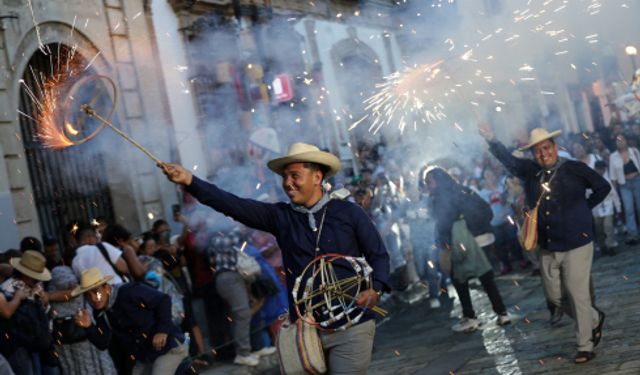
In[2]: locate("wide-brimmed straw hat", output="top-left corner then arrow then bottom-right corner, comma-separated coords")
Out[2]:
10,250 -> 51,281
267,142 -> 341,178
71,267 -> 113,297
519,128 -> 562,151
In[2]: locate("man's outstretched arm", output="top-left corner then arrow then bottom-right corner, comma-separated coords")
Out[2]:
159,163 -> 277,233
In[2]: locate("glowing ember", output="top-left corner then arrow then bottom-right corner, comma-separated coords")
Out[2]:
65,122 -> 79,136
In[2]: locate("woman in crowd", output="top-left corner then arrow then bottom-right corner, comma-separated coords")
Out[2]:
425,167 -> 510,332
609,134 -> 640,244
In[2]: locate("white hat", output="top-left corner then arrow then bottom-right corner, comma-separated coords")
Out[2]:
267,142 -> 341,178
10,250 -> 51,282
71,267 -> 113,297
519,128 -> 562,151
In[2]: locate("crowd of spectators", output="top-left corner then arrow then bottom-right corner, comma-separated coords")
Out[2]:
2,119 -> 639,374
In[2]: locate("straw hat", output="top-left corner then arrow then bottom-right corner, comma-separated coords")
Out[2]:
519,128 -> 562,151
267,142 -> 341,178
10,250 -> 51,281
71,267 -> 113,297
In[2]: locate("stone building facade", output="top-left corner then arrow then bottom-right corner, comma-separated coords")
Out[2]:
0,0 -> 177,249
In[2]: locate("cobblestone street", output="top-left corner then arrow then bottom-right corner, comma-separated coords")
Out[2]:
370,244 -> 640,375
202,245 -> 640,375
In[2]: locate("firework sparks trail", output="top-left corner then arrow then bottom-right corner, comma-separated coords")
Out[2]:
351,0 -> 616,136
26,0 -> 46,53
83,51 -> 102,72
17,46 -> 87,149
352,61 -> 453,134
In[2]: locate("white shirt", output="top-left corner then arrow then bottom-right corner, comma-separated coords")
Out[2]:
72,242 -> 124,284
593,175 -> 622,218
609,148 -> 640,185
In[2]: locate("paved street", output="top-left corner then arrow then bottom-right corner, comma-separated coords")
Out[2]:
200,245 -> 640,375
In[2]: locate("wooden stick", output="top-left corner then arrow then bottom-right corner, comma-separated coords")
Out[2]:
81,104 -> 163,164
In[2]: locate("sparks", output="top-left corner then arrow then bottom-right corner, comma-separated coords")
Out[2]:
351,61 -> 451,134
31,49 -> 85,149
83,51 -> 102,72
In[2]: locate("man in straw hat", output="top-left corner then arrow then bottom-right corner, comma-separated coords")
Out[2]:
72,267 -> 187,375
161,142 -> 390,373
479,125 -> 610,363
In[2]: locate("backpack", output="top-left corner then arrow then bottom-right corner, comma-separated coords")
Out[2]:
143,270 -> 185,326
161,273 -> 185,327
458,187 -> 493,229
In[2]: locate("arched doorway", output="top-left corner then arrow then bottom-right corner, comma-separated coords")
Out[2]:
18,43 -> 114,246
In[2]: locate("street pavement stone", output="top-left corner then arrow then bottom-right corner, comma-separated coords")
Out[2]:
200,246 -> 640,374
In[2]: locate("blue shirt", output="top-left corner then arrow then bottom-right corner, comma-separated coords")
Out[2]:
479,185 -> 514,226
186,176 -> 390,324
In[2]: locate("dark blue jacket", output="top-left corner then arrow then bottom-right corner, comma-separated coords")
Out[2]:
85,282 -> 184,363
488,140 -> 610,251
186,176 -> 390,325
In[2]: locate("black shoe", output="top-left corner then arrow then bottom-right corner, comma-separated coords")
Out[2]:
592,309 -> 605,347
624,238 -> 639,246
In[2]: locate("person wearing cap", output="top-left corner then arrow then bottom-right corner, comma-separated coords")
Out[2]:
0,250 -> 51,374
479,125 -> 610,364
72,267 -> 187,375
160,142 -> 390,373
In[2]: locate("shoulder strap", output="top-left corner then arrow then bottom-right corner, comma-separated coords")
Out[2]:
96,242 -> 129,282
533,168 -> 559,209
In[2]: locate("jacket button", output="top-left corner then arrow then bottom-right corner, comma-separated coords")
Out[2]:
545,196 -> 550,200
547,239 -> 551,242
546,225 -> 550,230
545,211 -> 550,215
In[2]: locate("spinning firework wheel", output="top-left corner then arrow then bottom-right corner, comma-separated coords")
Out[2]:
292,253 -> 387,332
61,75 -> 117,145
37,73 -> 162,164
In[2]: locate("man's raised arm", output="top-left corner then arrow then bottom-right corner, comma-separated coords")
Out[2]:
478,123 -> 535,179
